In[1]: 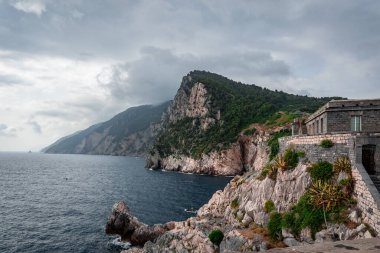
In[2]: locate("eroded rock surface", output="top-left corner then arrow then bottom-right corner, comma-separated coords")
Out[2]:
105,201 -> 172,246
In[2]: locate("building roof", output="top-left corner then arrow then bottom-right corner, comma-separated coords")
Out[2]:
305,99 -> 380,124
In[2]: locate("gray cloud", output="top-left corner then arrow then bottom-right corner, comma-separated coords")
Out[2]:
0,123 -> 17,137
98,47 -> 291,105
1,0 -> 380,150
27,120 -> 42,134
0,74 -> 25,86
9,0 -> 47,16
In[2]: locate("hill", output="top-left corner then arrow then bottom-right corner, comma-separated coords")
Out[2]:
43,102 -> 170,156
152,70 -> 341,159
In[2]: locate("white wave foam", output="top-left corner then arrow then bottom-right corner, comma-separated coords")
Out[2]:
108,237 -> 131,250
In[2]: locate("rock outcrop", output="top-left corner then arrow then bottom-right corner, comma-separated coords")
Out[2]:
146,133 -> 269,176
118,151 -> 375,252
105,201 -> 174,246
119,160 -> 311,253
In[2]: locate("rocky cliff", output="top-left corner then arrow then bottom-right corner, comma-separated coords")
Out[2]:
108,130 -> 376,253
43,102 -> 170,156
147,70 -> 337,175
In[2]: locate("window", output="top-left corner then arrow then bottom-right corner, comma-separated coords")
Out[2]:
351,116 -> 361,132
321,118 -> 324,133
317,120 -> 319,134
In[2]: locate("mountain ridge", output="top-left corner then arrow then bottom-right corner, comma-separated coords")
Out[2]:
43,101 -> 170,156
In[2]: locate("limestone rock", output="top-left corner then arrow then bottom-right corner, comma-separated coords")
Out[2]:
283,237 -> 301,247
105,201 -> 171,246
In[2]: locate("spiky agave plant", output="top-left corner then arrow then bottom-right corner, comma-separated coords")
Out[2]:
334,156 -> 352,174
309,180 -> 344,211
274,154 -> 287,171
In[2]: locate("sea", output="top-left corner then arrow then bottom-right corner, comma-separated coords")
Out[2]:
0,152 -> 231,253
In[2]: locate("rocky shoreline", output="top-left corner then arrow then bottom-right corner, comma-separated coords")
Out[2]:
106,130 -> 377,252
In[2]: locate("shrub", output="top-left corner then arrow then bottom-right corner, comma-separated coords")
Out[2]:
274,155 -> 287,171
334,156 -> 352,174
268,129 -> 291,160
208,229 -> 224,246
339,178 -> 354,196
264,200 -> 276,213
283,148 -> 300,169
308,161 -> 334,181
258,163 -> 278,180
297,151 -> 306,158
287,193 -> 325,238
268,212 -> 283,240
309,180 -> 345,211
281,212 -> 296,231
231,197 -> 239,209
243,128 -> 256,136
320,139 -> 334,148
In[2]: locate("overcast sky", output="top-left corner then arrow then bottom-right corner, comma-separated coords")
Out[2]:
0,0 -> 379,151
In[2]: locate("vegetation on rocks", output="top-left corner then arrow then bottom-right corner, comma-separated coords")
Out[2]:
268,129 -> 292,160
268,212 -> 283,240
309,180 -> 345,211
264,200 -> 276,213
231,197 -> 239,209
258,163 -> 278,180
243,128 -> 256,136
208,229 -> 224,246
334,156 -> 352,174
267,156 -> 356,241
320,139 -> 334,148
308,161 -> 334,182
154,70 -> 340,158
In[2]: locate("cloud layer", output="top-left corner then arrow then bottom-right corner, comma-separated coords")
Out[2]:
0,0 -> 379,150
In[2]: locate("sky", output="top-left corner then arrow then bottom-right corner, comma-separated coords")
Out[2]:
0,0 -> 379,151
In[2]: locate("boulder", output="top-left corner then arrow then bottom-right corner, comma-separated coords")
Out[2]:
106,201 -> 172,245
283,238 -> 301,247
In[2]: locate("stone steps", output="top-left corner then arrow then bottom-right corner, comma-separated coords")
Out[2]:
369,175 -> 380,192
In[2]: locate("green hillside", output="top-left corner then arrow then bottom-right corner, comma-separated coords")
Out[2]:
154,70 -> 342,158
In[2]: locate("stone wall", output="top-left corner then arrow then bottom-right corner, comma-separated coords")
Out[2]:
279,134 -> 380,235
279,134 -> 352,163
351,163 -> 380,233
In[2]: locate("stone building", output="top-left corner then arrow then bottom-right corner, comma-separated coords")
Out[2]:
305,99 -> 380,135
303,99 -> 380,177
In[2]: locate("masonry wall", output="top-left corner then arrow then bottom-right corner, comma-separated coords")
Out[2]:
354,135 -> 380,174
279,134 -> 380,235
279,134 -> 352,163
352,163 -> 380,233
326,110 -> 380,133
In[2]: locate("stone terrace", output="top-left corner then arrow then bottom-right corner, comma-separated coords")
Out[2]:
279,134 -> 380,235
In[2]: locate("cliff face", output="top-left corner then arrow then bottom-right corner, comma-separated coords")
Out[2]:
147,134 -> 268,176
121,147 -> 313,253
120,136 -> 376,253
147,70 -> 338,176
43,102 -> 170,156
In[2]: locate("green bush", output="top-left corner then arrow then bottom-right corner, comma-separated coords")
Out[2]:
243,128 -> 256,136
285,193 -> 325,238
259,163 -> 278,180
208,229 -> 224,246
268,212 -> 283,240
308,161 -> 334,181
264,200 -> 276,213
231,197 -> 239,209
268,129 -> 291,160
320,139 -> 334,148
283,148 -> 300,169
297,151 -> 306,158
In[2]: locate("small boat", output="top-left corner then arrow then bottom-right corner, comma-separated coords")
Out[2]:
184,207 -> 197,214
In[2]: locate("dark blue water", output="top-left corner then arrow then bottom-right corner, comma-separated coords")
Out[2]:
0,153 -> 231,253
